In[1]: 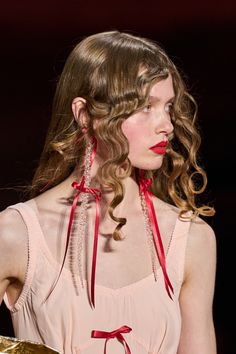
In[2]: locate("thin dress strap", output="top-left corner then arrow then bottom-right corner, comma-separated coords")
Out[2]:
167,211 -> 192,290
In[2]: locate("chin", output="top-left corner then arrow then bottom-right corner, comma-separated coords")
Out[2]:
133,160 -> 164,171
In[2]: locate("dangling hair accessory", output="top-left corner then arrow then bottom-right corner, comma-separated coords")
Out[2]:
45,137 -> 101,309
139,169 -> 173,299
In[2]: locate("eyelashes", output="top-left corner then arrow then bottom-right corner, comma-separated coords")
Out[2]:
143,103 -> 152,113
165,102 -> 173,113
142,102 -> 174,114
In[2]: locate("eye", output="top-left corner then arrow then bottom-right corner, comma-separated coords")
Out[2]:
165,102 -> 173,114
143,103 -> 152,113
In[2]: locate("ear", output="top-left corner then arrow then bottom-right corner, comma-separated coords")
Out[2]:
72,97 -> 88,127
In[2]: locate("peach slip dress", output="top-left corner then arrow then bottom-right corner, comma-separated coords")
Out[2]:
3,202 -> 191,354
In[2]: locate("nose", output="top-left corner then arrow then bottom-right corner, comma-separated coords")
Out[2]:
154,110 -> 174,135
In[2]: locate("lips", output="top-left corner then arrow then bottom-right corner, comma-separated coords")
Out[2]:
149,141 -> 168,155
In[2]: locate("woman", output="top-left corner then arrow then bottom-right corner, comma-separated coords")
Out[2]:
0,31 -> 217,353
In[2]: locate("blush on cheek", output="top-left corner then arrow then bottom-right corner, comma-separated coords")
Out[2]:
122,122 -> 143,142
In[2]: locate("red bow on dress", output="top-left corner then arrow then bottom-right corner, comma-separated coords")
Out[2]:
91,325 -> 132,354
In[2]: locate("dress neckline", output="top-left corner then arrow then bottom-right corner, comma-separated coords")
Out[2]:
25,199 -> 181,291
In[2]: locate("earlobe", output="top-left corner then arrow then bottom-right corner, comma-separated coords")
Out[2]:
72,97 -> 88,127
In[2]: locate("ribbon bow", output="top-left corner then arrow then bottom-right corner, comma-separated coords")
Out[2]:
91,325 -> 132,354
139,177 -> 152,194
139,170 -> 173,299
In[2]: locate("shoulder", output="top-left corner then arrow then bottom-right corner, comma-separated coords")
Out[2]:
153,196 -> 180,218
154,196 -> 216,243
152,197 -> 216,279
185,216 -> 216,280
0,207 -> 28,281
0,206 -> 28,241
188,217 -> 216,255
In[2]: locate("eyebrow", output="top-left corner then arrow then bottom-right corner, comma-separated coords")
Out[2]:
148,95 -> 175,102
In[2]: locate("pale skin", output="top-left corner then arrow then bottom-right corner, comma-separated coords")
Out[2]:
0,75 -> 217,353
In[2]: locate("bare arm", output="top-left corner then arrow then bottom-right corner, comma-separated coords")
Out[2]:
177,218 -> 217,354
0,209 -> 28,305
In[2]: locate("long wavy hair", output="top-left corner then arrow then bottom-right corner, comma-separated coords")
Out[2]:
31,31 -> 215,240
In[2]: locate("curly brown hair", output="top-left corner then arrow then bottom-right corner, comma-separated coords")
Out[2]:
31,31 -> 214,240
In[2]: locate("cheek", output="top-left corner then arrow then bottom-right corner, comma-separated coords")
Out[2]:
122,122 -> 143,146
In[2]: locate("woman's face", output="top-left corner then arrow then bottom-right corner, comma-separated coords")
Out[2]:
121,74 -> 174,171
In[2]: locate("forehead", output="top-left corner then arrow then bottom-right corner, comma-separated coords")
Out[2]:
149,75 -> 174,100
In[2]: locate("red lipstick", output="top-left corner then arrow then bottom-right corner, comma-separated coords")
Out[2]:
149,141 -> 168,155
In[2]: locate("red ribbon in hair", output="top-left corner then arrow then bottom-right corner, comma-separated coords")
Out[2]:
66,137 -> 101,308
70,179 -> 101,308
139,170 -> 173,299
45,137 -> 101,307
91,325 -> 132,354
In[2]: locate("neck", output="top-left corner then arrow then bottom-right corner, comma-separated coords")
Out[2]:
69,155 -> 141,213
100,175 -> 141,212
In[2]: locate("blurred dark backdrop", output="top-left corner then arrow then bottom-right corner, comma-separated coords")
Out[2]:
0,1 -> 235,353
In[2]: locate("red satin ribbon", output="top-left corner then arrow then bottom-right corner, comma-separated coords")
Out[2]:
139,170 -> 173,299
91,325 -> 132,354
71,179 -> 101,308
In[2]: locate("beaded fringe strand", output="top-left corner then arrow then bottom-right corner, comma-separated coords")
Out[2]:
70,139 -> 93,294
140,192 -> 158,281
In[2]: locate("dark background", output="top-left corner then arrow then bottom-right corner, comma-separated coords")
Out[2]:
0,1 -> 235,353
